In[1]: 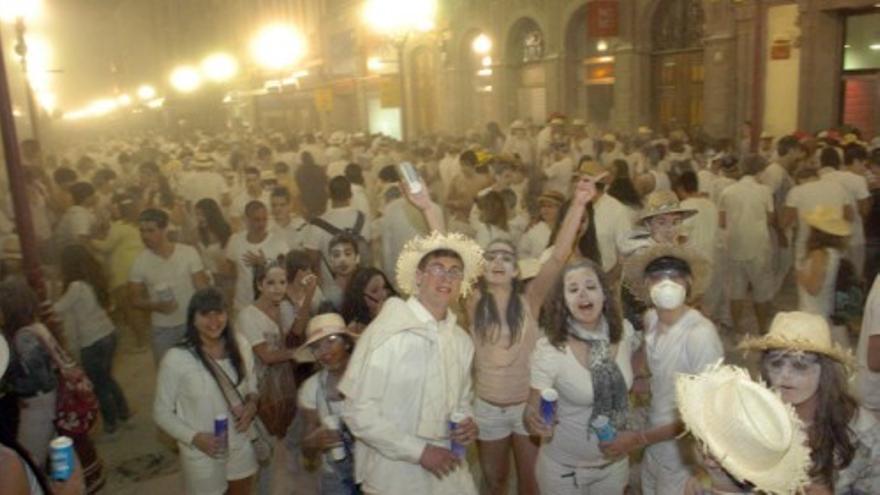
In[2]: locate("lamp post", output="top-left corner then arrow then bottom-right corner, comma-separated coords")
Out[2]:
13,17 -> 40,140
363,0 -> 436,142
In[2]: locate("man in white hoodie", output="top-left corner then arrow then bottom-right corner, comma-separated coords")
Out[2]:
339,232 -> 484,495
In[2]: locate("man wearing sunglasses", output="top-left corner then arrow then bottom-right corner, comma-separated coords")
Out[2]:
338,231 -> 485,495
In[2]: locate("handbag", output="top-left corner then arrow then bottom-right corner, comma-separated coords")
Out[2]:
198,348 -> 274,465
29,324 -> 99,435
257,360 -> 298,437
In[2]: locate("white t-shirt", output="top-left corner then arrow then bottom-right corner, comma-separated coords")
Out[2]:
544,157 -> 574,197
518,221 -> 552,260
298,370 -> 345,474
55,205 -> 96,247
178,170 -> 229,205
593,194 -> 633,272
53,281 -> 115,351
784,178 -> 850,260
719,176 -> 774,262
269,217 -> 310,251
857,275 -> 880,410
304,206 -> 371,259
225,231 -> 290,310
236,304 -> 285,383
530,322 -> 635,467
680,197 -> 718,264
821,168 -> 870,245
230,190 -> 270,221
129,244 -> 205,327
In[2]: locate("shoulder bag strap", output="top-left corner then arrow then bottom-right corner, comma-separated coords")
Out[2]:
189,347 -> 243,416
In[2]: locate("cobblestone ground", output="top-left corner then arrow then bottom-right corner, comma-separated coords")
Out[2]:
95,277 -> 801,494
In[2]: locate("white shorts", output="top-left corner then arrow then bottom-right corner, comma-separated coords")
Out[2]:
180,438 -> 258,495
474,397 -> 529,441
536,450 -> 628,495
726,257 -> 774,302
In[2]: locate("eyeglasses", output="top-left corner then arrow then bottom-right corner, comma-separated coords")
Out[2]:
422,263 -> 464,280
308,334 -> 343,354
484,250 -> 516,264
764,350 -> 820,372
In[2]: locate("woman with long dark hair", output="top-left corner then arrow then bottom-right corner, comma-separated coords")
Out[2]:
524,257 -> 637,494
742,311 -> 879,493
339,267 -> 397,334
194,198 -> 234,303
153,288 -> 258,495
55,244 -> 131,436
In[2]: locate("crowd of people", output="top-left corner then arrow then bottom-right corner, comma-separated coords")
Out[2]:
0,116 -> 879,495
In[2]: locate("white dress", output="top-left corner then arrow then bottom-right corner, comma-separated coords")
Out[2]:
153,340 -> 259,494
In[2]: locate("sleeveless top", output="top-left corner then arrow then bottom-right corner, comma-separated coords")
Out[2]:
797,248 -> 840,318
472,297 -> 541,404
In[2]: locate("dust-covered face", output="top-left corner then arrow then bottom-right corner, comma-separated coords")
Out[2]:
763,350 -> 821,406
647,213 -> 683,243
483,241 -> 517,286
563,266 -> 605,327
329,242 -> 359,277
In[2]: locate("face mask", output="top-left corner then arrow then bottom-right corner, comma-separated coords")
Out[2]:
650,279 -> 686,310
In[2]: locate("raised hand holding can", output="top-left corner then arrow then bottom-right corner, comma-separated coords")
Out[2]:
539,388 -> 558,425
50,436 -> 75,481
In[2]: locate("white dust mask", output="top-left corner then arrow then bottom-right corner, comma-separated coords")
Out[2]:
650,279 -> 686,310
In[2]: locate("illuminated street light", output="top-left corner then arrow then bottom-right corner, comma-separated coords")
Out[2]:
169,65 -> 202,93
597,40 -> 608,52
363,0 -> 436,36
201,52 -> 238,82
251,24 -> 306,70
472,34 -> 492,55
137,84 -> 156,100
0,0 -> 43,23
366,56 -> 384,73
116,94 -> 132,106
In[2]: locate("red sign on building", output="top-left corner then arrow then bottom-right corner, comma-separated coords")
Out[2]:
587,0 -> 619,39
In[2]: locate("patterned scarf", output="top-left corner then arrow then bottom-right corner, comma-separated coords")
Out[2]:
568,317 -> 629,438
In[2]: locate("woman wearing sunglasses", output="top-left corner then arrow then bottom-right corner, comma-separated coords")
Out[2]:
296,313 -> 359,495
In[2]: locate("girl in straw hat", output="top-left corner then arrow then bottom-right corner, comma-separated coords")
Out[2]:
796,204 -> 852,348
616,244 -> 724,494
676,364 -> 811,495
740,311 -> 880,493
296,313 -> 359,494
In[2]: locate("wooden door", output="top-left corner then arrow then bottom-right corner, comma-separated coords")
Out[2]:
652,50 -> 704,130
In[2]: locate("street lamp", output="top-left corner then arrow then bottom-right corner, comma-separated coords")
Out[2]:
472,34 -> 492,55
250,24 -> 306,71
1,0 -> 46,140
363,0 -> 436,142
169,65 -> 202,93
137,84 -> 157,100
201,52 -> 238,82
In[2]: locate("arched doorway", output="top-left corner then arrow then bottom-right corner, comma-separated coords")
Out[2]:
651,0 -> 705,131
411,46 -> 437,137
506,18 -> 546,124
565,3 -> 614,125
459,31 -> 495,129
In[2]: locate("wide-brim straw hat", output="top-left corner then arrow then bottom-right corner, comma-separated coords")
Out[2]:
638,190 -> 697,224
623,243 -> 710,304
192,153 -> 215,168
509,120 -> 526,130
395,231 -> 484,298
739,311 -> 855,370
574,160 -> 611,183
804,205 -> 851,237
537,190 -> 565,206
293,313 -> 357,363
676,364 -> 811,495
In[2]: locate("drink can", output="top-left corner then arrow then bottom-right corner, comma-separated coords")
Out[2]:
155,283 -> 175,303
591,415 -> 617,442
214,414 -> 229,457
398,162 -> 424,194
539,388 -> 558,425
322,415 -> 347,461
50,436 -> 75,481
448,411 -> 467,458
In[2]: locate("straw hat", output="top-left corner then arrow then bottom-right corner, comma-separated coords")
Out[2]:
638,190 -> 697,225
676,364 -> 811,495
549,117 -> 565,126
571,118 -> 586,127
192,153 -> 215,169
395,231 -> 484,298
510,120 -> 526,130
601,133 -> 617,143
574,160 -> 611,183
804,205 -> 851,237
739,311 -> 855,370
637,126 -> 653,135
0,334 -> 9,378
537,190 -> 565,206
293,313 -> 356,362
622,243 -> 710,304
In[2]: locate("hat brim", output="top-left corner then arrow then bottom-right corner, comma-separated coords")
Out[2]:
623,244 -> 710,304
676,365 -> 811,495
395,232 -> 484,298
293,327 -> 358,363
738,334 -> 855,372
804,216 -> 851,237
638,208 -> 698,225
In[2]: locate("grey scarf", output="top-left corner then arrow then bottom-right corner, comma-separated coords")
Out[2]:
568,318 -> 629,438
